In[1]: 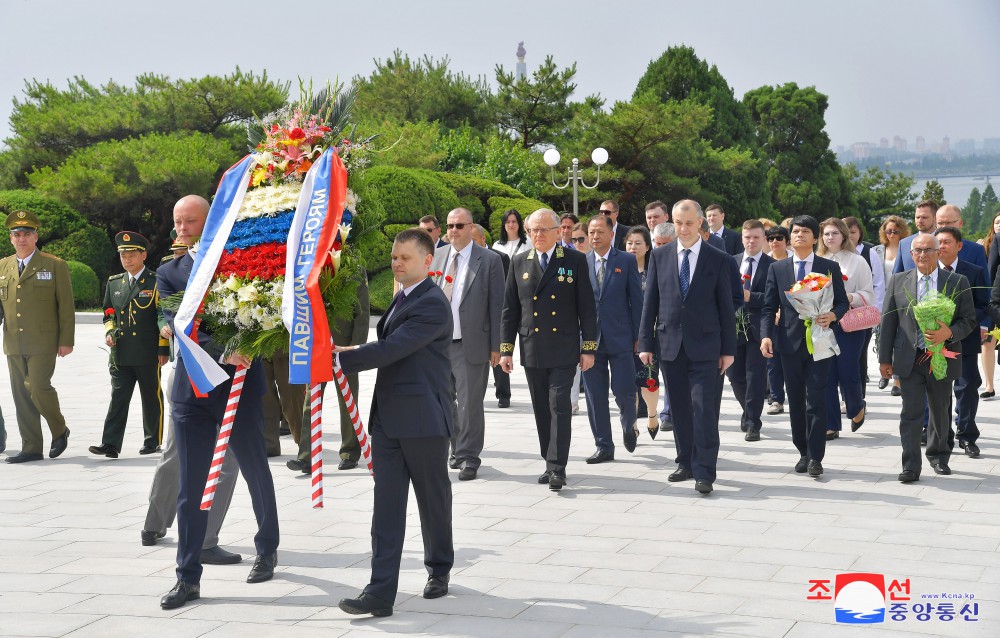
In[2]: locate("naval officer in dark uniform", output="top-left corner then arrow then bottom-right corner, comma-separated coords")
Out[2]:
500,209 -> 598,490
89,232 -> 168,458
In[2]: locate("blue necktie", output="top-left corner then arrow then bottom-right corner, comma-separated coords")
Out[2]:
679,249 -> 691,299
540,251 -> 548,272
796,259 -> 807,281
744,257 -> 754,291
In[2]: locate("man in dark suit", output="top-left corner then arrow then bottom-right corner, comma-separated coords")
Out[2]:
728,220 -> 774,441
706,204 -> 742,255
599,200 -> 629,251
419,215 -> 448,250
934,227 -> 988,458
473,224 -> 512,408
500,209 -> 598,490
639,200 -> 736,495
558,213 -> 579,250
582,215 -> 643,463
90,231 -> 167,458
158,195 -> 280,610
760,215 -> 850,478
337,228 -> 454,617
880,233 -> 976,482
430,208 -> 505,481
893,202 -> 988,273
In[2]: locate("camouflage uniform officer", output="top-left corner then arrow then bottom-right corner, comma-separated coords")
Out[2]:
90,232 -> 168,458
0,210 -> 74,464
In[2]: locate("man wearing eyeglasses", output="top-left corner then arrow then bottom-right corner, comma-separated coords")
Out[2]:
500,209 -> 597,490
430,208 -> 505,481
419,215 -> 448,251
598,200 -> 629,251
891,201 -> 989,274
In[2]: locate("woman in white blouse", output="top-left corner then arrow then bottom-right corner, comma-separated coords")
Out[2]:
492,209 -> 533,259
817,217 -> 875,440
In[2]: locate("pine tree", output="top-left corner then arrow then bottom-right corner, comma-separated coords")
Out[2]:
922,180 -> 946,206
964,187 -> 983,234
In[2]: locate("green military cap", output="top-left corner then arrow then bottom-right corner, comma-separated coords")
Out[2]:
116,231 -> 150,252
6,210 -> 40,231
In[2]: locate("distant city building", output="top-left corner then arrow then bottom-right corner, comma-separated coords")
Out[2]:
916,136 -> 925,153
893,136 -> 907,152
851,142 -> 874,161
942,136 -> 950,154
879,137 -> 889,149
931,143 -> 942,154
955,138 -> 976,156
984,138 -> 1000,154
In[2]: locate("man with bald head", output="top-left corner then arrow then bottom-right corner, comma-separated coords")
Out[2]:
501,209 -> 597,490
157,194 -> 280,610
430,208 -> 505,480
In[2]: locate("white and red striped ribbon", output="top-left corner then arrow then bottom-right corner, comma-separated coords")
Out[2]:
308,383 -> 324,508
334,363 -> 373,475
201,364 -> 247,510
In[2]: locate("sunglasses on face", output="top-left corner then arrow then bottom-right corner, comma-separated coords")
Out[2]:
598,209 -> 614,215
572,237 -> 586,243
884,229 -> 901,235
767,237 -> 785,242
446,223 -> 468,230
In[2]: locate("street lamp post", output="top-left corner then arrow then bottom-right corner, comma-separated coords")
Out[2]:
543,147 -> 608,217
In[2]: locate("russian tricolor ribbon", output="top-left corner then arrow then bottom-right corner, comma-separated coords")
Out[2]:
174,154 -> 255,396
282,147 -> 348,385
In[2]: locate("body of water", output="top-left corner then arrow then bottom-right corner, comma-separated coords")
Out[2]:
910,174 -> 997,208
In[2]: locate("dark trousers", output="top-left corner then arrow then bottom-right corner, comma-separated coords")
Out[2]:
899,357 -> 953,474
102,362 -> 163,450
262,352 -> 306,454
173,363 -> 279,585
582,349 -> 638,453
661,346 -> 720,483
492,364 -> 510,400
826,328 -> 866,431
767,333 -> 786,404
365,421 -> 453,604
954,348 -> 982,445
781,350 -> 830,463
859,328 -> 874,398
728,338 -> 767,433
524,365 -> 576,471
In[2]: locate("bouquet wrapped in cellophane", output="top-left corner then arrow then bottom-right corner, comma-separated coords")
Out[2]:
911,290 -> 957,380
784,272 -> 840,361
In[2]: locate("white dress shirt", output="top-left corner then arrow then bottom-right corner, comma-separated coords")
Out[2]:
677,238 -> 703,279
17,250 -> 36,273
448,243 -> 473,339
793,253 -> 815,279
739,250 -> 764,283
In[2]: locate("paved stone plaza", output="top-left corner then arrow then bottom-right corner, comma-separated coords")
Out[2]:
1,320 -> 999,637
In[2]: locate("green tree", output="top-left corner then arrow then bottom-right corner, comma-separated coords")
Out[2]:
841,164 -> 917,236
353,51 -> 493,131
964,186 -> 983,234
494,55 -> 578,149
981,183 -> 999,235
633,46 -> 771,221
744,82 -> 852,218
435,127 -> 544,197
921,180 -> 946,206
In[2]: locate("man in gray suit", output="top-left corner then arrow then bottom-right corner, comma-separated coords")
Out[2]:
879,233 -> 976,483
430,208 -> 505,481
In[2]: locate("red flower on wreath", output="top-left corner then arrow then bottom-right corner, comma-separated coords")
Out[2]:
288,127 -> 306,140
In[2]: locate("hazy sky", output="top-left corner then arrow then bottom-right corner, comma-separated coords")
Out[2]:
2,0 -> 998,149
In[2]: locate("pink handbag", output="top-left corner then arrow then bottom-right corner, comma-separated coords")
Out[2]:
840,297 -> 881,332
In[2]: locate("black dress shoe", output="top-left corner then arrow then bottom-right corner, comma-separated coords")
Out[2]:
920,431 -> 927,446
890,385 -> 901,397
980,390 -> 995,399
623,426 -> 638,453
498,397 -> 510,408
6,452 -> 43,464
745,430 -> 761,442
449,456 -> 462,470
201,546 -> 242,565
338,458 -> 358,470
266,450 -> 281,458
537,470 -> 552,484
807,460 -> 823,476
878,377 -> 890,390
88,444 -> 119,458
794,456 -> 808,473
246,551 -> 277,583
141,529 -> 166,546
458,466 -> 477,481
740,422 -> 749,433
287,458 -> 307,473
549,469 -> 566,491
850,405 -> 866,432
160,581 -> 200,610
138,445 -> 161,455
585,449 -> 614,464
659,418 -> 673,432
279,423 -> 291,436
423,574 -> 449,599
694,480 -> 713,494
339,592 -> 393,617
960,441 -> 981,458
668,466 -> 692,482
931,461 -> 952,475
898,470 -> 919,483
825,430 -> 839,441
49,428 -> 69,459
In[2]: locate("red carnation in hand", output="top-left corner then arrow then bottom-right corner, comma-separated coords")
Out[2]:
445,275 -> 453,283
842,274 -> 849,281
742,274 -> 751,282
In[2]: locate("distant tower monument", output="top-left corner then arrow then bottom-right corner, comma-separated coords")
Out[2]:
515,41 -> 527,81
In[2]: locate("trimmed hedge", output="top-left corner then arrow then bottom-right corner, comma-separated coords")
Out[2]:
364,166 -> 460,225
487,196 -> 549,241
66,260 -> 99,307
353,228 -> 393,275
47,226 -> 118,282
368,268 -> 396,314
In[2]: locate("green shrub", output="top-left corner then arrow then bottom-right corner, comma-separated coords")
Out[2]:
368,268 -> 396,314
365,166 -> 460,225
487,196 -> 549,240
457,195 -> 485,220
354,228 -> 393,274
46,225 -> 117,282
433,172 -> 521,200
66,260 -> 99,307
383,224 -> 413,240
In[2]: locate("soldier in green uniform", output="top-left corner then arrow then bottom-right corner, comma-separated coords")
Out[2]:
0,210 -> 74,464
89,231 -> 168,458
